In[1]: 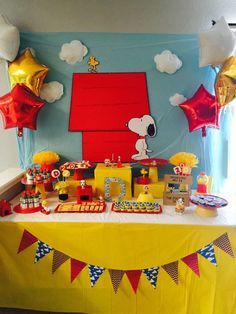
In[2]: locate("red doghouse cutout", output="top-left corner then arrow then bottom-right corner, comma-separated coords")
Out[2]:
69,72 -> 151,162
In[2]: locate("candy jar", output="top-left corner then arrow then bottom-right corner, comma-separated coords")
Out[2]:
196,172 -> 209,194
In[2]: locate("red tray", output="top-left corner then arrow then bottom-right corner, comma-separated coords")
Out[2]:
13,204 -> 42,214
111,202 -> 162,214
54,201 -> 106,213
138,158 -> 169,167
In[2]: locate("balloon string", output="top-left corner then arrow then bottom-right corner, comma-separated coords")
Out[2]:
202,135 -> 207,172
202,126 -> 207,137
211,65 -> 219,76
18,127 -> 23,137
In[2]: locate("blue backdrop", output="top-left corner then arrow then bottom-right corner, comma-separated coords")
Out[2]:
17,32 -> 229,192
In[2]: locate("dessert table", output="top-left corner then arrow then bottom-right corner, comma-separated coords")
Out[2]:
0,192 -> 236,314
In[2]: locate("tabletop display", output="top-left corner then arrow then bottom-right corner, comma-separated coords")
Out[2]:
0,16 -> 236,314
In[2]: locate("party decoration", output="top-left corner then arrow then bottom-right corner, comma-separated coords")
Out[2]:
213,233 -> 234,257
52,250 -> 70,274
104,177 -> 126,202
0,199 -> 12,217
59,40 -> 88,65
88,265 -> 105,287
8,49 -> 49,96
199,17 -> 236,67
55,202 -> 106,213
70,72 -> 151,162
18,229 -> 234,294
109,269 -> 124,293
143,267 -> 160,289
71,259 -> 86,283
154,50 -> 182,74
169,93 -> 187,106
111,200 -> 162,214
126,270 -> 142,293
32,151 -> 60,170
169,152 -> 198,175
0,84 -> 45,137
34,241 -> 53,263
191,194 -> 228,218
51,169 -> 61,179
163,174 -> 192,206
0,14 -> 20,61
40,81 -> 64,103
179,85 -> 220,137
198,243 -> 217,266
215,56 -> 236,107
17,230 -> 38,254
127,115 -> 156,160
88,56 -> 100,73
181,252 -> 200,276
162,261 -> 178,284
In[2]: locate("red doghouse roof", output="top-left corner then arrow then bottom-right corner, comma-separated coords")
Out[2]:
69,72 -> 150,131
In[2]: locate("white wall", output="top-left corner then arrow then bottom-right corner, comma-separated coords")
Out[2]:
0,0 -> 235,171
0,0 -> 236,33
0,58 -> 18,172
0,121 -> 18,172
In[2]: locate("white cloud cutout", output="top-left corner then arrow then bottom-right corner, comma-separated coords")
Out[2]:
59,40 -> 88,65
199,17 -> 236,67
154,50 -> 182,74
169,93 -> 187,106
40,81 -> 64,103
0,14 -> 20,61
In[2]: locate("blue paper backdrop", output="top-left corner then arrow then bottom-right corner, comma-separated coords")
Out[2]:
17,32 -> 229,192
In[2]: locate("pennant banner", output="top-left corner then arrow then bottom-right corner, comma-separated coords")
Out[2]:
35,240 -> 53,263
143,267 -> 160,289
109,269 -> 124,293
198,243 -> 217,266
88,264 -> 105,287
18,229 -> 38,253
213,233 -> 234,257
52,250 -> 70,274
181,252 -> 200,277
17,229 -> 234,294
126,270 -> 142,293
162,261 -> 178,284
71,258 -> 87,283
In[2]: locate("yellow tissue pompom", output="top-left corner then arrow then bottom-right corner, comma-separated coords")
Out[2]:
32,151 -> 60,165
169,152 -> 198,168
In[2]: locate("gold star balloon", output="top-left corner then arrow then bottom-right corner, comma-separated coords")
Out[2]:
8,48 -> 49,96
215,56 -> 236,107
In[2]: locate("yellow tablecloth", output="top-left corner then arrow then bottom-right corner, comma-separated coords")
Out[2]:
0,220 -> 236,314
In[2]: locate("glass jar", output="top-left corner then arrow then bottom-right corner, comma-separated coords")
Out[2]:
196,172 -> 209,194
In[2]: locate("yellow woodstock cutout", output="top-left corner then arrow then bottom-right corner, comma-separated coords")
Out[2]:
88,56 -> 100,73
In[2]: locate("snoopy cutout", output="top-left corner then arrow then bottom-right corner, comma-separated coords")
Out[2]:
127,115 -> 156,160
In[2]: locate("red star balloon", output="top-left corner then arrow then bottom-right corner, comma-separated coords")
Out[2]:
0,84 -> 45,137
179,84 -> 220,137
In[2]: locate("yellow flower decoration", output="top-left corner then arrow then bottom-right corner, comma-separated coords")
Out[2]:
169,152 -> 198,168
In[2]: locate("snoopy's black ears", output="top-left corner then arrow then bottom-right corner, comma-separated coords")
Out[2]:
147,123 -> 156,137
